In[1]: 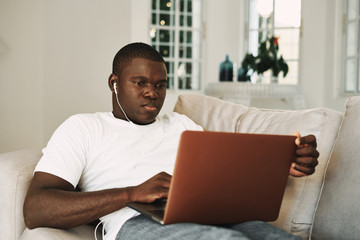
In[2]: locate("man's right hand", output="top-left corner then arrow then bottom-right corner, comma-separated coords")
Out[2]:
127,171 -> 172,203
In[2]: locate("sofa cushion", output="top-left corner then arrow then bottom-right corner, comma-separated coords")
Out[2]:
236,106 -> 342,239
311,96 -> 360,239
174,93 -> 248,132
174,94 -> 343,239
0,148 -> 42,240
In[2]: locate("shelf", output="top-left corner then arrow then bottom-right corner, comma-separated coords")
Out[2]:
205,82 -> 305,110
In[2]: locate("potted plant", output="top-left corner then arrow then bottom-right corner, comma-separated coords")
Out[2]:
238,36 -> 288,83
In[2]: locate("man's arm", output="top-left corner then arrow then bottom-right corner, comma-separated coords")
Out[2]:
289,134 -> 319,177
23,171 -> 171,229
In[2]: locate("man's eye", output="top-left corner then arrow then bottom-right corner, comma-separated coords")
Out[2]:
156,84 -> 166,88
136,82 -> 144,86
156,82 -> 167,89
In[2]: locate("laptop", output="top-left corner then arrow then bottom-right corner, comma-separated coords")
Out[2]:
126,130 -> 296,225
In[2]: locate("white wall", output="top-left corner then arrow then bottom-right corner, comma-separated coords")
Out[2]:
323,0 -> 348,111
300,0 -> 347,110
42,1 -> 132,143
0,0 -> 132,153
203,0 -> 242,84
0,0 -> 44,153
300,0 -> 327,108
0,0 -> 351,153
300,0 -> 348,111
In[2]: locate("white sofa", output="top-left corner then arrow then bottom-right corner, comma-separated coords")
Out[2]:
1,94 -> 359,240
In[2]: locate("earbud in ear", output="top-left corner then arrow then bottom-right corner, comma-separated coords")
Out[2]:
114,82 -> 117,94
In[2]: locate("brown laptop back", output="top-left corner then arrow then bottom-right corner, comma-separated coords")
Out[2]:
163,131 -> 296,225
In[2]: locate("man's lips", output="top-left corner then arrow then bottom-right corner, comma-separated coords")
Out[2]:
142,104 -> 158,111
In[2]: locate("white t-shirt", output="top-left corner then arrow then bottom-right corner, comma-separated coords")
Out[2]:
35,112 -> 203,240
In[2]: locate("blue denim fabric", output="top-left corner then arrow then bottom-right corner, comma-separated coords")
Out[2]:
116,215 -> 301,240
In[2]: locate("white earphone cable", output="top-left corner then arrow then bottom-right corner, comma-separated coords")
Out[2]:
115,91 -> 132,123
114,83 -> 133,124
94,219 -> 106,240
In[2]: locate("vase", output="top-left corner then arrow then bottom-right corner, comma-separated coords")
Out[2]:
219,54 -> 235,81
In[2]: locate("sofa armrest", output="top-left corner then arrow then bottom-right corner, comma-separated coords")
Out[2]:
0,148 -> 42,240
20,225 -> 102,240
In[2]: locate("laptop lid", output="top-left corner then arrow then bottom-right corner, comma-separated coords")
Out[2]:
127,131 -> 296,225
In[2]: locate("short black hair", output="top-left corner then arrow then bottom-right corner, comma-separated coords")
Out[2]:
112,42 -> 165,76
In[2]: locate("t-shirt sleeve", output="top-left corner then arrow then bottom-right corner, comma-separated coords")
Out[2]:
35,115 -> 88,188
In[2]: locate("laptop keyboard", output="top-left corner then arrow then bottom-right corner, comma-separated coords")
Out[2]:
148,209 -> 165,218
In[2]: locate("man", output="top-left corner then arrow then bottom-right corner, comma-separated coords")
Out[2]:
23,42 -> 319,240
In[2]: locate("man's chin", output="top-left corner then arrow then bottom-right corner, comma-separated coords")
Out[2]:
132,113 -> 159,125
133,119 -> 156,125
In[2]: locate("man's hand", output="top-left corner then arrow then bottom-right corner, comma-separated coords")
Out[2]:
289,132 -> 319,177
127,172 -> 171,203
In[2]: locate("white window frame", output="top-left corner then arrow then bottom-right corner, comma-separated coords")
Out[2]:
243,0 -> 302,85
340,0 -> 360,96
150,0 -> 203,91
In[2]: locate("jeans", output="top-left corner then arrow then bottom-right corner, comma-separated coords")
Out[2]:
116,215 -> 301,240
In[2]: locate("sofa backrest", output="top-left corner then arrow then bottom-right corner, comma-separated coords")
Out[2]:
174,94 -> 343,239
311,96 -> 360,239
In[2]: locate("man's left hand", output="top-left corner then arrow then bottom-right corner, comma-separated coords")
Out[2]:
290,133 -> 319,177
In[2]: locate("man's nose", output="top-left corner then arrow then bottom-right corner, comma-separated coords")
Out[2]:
143,85 -> 158,99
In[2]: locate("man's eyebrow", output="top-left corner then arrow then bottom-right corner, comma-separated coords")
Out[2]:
130,76 -> 148,81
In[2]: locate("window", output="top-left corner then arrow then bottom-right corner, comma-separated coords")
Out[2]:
246,0 -> 301,84
150,0 -> 202,90
342,0 -> 360,94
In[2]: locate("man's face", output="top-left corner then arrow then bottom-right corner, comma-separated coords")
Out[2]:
114,58 -> 167,125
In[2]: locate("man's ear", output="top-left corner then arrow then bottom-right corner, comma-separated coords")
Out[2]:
108,73 -> 117,93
